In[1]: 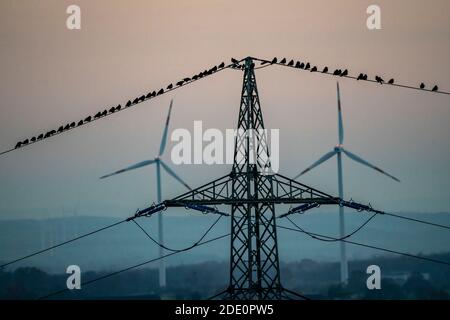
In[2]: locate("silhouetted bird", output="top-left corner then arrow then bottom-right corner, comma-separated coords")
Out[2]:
85,116 -> 92,122
64,124 -> 70,130
333,69 -> 341,76
271,57 -> 277,64
311,66 -> 317,72
167,84 -> 173,90
109,107 -> 116,113
57,126 -> 64,133
211,66 -> 218,72
94,112 -> 101,119
375,76 -> 384,84
31,137 -> 36,142
139,95 -> 146,101
280,58 -> 286,64
133,98 -> 139,104
193,75 -> 198,80
37,134 -> 44,140
388,78 -> 394,84
432,85 -> 438,91
322,67 -> 329,73
101,110 -> 107,117
305,63 -> 310,70
295,61 -> 301,68
420,83 -> 425,89
146,92 -> 152,99
299,62 -> 305,69
70,122 -> 76,128
44,132 -> 50,138
341,69 -> 348,77
218,62 -> 225,68
184,77 -> 191,82
157,88 -> 164,95
177,81 -> 184,86
23,139 -> 29,145
363,74 -> 368,80
357,73 -> 363,80
231,58 -> 239,64
78,120 -> 84,126
151,91 -> 156,97
126,100 -> 132,107
288,60 -> 294,66
116,105 -> 122,111
15,142 -> 22,148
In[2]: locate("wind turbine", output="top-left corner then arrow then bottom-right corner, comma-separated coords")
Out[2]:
100,99 -> 191,288
294,82 -> 400,284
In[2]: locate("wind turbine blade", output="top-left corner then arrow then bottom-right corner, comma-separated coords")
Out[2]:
293,150 -> 337,180
159,160 -> 191,190
342,148 -> 400,182
337,82 -> 344,145
158,99 -> 173,156
100,159 -> 156,179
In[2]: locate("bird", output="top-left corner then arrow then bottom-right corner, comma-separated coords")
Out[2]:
151,91 -> 156,97
115,105 -> 122,111
183,77 -> 191,82
432,85 -> 438,91
218,62 -> 225,68
176,81 -> 184,86
23,139 -> 29,145
146,92 -> 152,99
85,116 -> 92,122
78,120 -> 84,126
94,112 -> 101,119
287,60 -> 294,66
420,83 -> 425,89
109,107 -> 116,113
126,100 -> 132,107
280,58 -> 287,64
64,124 -> 70,130
295,61 -> 301,68
44,132 -> 51,138
333,69 -> 341,76
363,74 -> 368,80
70,122 -> 76,128
57,126 -> 64,133
15,142 -> 22,148
357,73 -> 364,80
211,66 -> 218,72
375,76 -> 384,84
388,78 -> 394,84
157,88 -> 164,95
101,110 -> 107,117
231,58 -> 239,64
166,84 -> 173,90
133,98 -> 139,104
341,69 -> 348,77
271,57 -> 277,64
37,134 -> 44,140
299,62 -> 305,69
305,63 -> 310,70
322,66 -> 329,73
30,137 -> 36,142
311,66 -> 317,72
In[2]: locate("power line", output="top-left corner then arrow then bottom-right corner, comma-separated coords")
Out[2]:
283,213 -> 378,242
251,57 -> 450,95
0,219 -> 127,269
2,59 -> 242,157
278,222 -> 450,267
132,214 -> 224,252
383,212 -> 450,230
38,233 -> 230,300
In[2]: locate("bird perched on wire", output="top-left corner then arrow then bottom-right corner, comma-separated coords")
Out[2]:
305,63 -> 310,70
231,58 -> 239,64
176,80 -> 184,86
432,85 -> 438,91
341,69 -> 348,77
30,137 -> 36,142
167,84 -> 173,90
288,60 -> 294,66
280,58 -> 287,64
322,66 -> 328,73
420,83 -> 425,89
101,110 -> 107,117
78,120 -> 84,126
22,139 -> 29,145
157,88 -> 164,95
37,134 -> 44,140
375,76 -> 384,84
218,62 -> 225,68
271,57 -> 277,64
70,122 -> 76,128
126,100 -> 132,107
388,78 -> 394,84
94,112 -> 101,119
299,62 -> 305,69
109,107 -> 116,113
311,66 -> 317,72
133,98 -> 139,104
295,61 -> 301,68
64,124 -> 70,130
357,73 -> 364,80
116,105 -> 122,111
85,116 -> 92,122
15,141 -> 22,149
333,69 -> 341,76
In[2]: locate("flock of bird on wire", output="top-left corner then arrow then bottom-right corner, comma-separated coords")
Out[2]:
14,56 -> 440,150
14,62 -> 228,149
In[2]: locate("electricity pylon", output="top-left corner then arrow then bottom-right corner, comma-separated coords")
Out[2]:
128,57 -> 384,300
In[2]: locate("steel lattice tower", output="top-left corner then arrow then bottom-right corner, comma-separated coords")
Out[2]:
131,56 -> 382,300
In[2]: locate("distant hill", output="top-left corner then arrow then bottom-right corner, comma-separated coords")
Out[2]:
0,212 -> 449,273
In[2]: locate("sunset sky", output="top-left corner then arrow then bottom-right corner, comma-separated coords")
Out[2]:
1,0 -> 449,219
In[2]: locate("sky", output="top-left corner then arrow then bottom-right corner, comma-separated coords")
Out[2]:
0,0 -> 450,220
